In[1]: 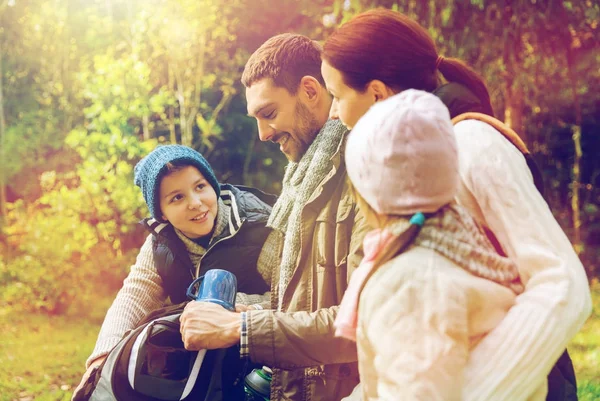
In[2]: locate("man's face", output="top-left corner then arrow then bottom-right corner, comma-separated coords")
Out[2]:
246,78 -> 321,162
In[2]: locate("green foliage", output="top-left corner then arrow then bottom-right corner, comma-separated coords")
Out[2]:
0,128 -> 149,313
0,0 -> 599,317
1,121 -> 152,313
80,52 -> 173,136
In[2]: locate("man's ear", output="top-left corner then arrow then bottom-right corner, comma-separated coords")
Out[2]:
298,75 -> 322,104
367,79 -> 395,102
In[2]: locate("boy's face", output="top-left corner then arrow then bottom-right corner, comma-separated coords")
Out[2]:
158,165 -> 218,239
246,78 -> 321,162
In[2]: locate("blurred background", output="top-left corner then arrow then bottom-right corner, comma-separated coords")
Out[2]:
0,0 -> 598,399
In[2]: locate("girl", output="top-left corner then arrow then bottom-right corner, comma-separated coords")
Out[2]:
322,9 -> 590,400
73,145 -> 273,398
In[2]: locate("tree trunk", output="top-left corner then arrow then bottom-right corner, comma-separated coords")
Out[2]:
142,114 -> 150,140
61,0 -> 73,133
504,84 -> 524,138
185,30 -> 206,149
174,66 -> 191,146
501,1 -> 527,143
168,62 -> 177,143
567,46 -> 583,253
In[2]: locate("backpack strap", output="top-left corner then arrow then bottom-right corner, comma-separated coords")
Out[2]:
451,112 -> 530,155
451,112 -> 527,258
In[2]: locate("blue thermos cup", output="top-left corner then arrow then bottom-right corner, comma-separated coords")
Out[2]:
186,269 -> 238,311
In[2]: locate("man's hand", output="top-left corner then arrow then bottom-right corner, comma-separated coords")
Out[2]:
235,304 -> 259,312
180,301 -> 242,350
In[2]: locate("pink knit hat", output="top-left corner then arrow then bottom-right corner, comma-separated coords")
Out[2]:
345,89 -> 458,215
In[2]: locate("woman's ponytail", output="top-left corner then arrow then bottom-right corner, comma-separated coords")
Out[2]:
438,57 -> 494,116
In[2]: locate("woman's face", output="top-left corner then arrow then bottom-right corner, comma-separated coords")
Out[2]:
321,60 -> 377,130
159,165 -> 218,239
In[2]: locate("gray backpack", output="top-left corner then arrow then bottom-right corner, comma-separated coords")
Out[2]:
74,303 -> 250,401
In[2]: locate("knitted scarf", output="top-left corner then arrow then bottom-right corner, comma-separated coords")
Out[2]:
335,203 -> 523,341
267,119 -> 348,310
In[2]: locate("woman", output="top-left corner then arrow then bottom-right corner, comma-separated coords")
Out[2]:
321,8 -> 591,401
72,144 -> 273,398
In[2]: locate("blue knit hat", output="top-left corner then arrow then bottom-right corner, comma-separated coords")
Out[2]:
134,145 -> 220,221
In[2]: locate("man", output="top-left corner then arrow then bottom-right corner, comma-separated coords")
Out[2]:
179,33 -> 369,401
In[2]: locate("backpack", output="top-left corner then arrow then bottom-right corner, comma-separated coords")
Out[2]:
452,112 -> 578,401
74,302 -> 255,401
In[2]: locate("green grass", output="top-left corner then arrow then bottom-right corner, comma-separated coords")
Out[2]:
0,283 -> 599,400
568,279 -> 600,400
0,301 -> 109,401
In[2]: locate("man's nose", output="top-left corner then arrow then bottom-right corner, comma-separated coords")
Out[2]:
257,120 -> 276,142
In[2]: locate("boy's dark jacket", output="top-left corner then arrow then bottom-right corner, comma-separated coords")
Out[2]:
143,183 -> 275,304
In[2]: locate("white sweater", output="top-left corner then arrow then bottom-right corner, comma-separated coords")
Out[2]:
357,246 -> 518,401
454,120 -> 592,400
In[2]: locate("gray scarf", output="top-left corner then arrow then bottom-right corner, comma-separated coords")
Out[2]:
387,204 -> 523,294
268,119 -> 348,310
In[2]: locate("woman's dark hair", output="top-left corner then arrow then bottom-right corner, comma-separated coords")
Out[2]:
322,9 -> 493,116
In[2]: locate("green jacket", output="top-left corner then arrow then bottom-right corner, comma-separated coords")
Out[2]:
247,136 -> 369,401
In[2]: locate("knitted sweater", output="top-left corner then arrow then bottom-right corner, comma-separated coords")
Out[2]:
356,245 -> 518,401
453,120 -> 592,400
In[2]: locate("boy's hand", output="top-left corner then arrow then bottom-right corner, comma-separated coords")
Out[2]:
71,355 -> 106,400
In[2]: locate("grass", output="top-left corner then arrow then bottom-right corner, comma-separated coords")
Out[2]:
568,280 -> 600,400
0,283 -> 598,400
0,299 -> 110,401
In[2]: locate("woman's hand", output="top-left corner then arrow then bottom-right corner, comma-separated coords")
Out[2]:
71,355 -> 106,400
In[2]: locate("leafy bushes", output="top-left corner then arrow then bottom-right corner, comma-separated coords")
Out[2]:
1,129 -> 152,314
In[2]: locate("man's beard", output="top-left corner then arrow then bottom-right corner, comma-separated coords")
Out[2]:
290,101 -> 321,161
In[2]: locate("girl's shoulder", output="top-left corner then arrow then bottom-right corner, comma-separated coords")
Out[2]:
360,247 -> 470,324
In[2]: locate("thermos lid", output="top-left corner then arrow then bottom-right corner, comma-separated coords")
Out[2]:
245,367 -> 272,397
